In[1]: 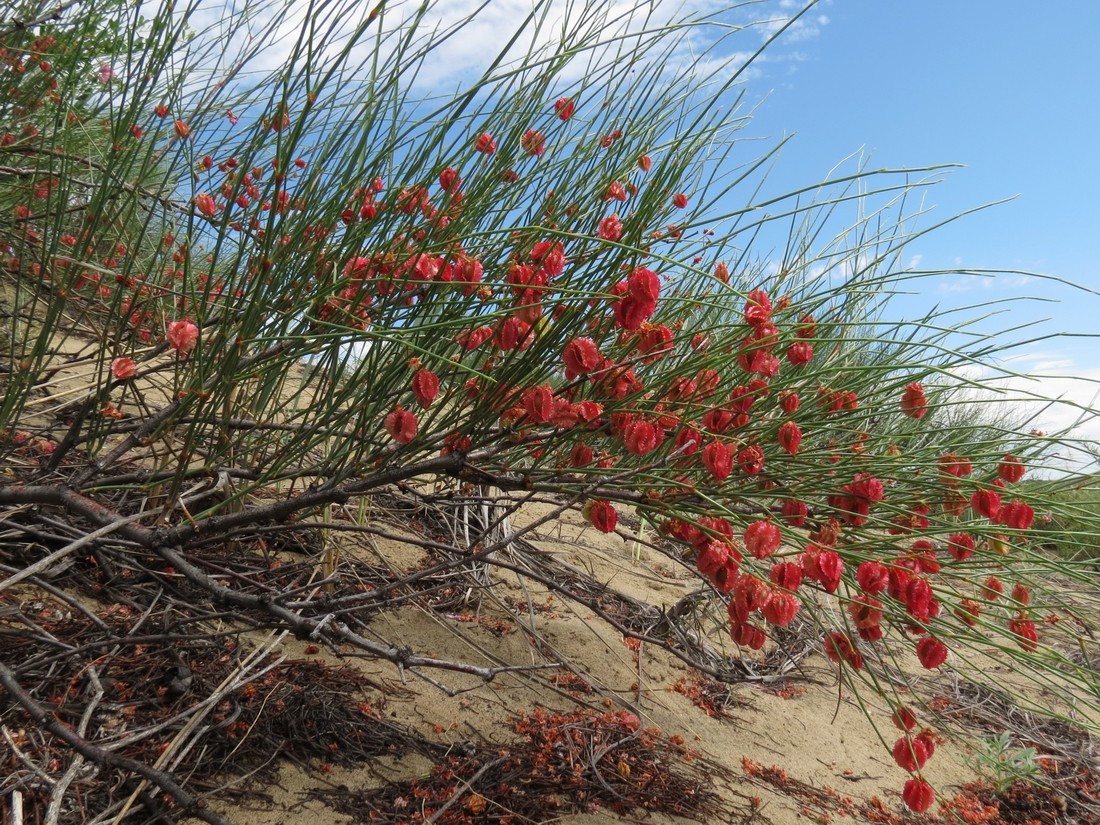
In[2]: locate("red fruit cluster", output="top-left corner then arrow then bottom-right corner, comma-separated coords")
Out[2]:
23,78 -> 1054,823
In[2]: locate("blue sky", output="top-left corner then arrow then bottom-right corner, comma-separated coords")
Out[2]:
752,2 -> 1098,285
191,0 -> 1099,453
734,0 -> 1100,448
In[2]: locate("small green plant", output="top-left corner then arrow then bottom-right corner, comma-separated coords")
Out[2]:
967,731 -> 1044,793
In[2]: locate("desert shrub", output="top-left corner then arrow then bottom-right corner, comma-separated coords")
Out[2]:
2,0 -> 1098,820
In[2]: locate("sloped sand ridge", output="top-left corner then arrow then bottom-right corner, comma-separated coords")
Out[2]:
6,472 -> 1097,825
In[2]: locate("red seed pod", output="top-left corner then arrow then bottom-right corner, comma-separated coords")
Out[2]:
777,420 -> 802,456
166,320 -> 199,354
999,499 -> 1035,530
702,407 -> 736,434
570,442 -> 594,468
916,637 -> 948,670
1011,582 -> 1031,605
711,560 -> 739,593
1008,616 -> 1039,651
598,214 -> 622,241
998,453 -> 1026,483
737,444 -> 765,476
586,500 -> 618,533
892,735 -> 932,772
674,426 -> 702,457
744,520 -> 782,560
698,516 -> 735,545
981,575 -> 1004,600
411,369 -> 439,407
916,729 -> 937,761
456,326 -> 493,350
553,97 -> 575,120
856,561 -> 889,594
702,440 -> 732,482
769,561 -> 803,592
938,451 -> 972,480
733,575 -> 772,613
780,499 -> 808,528
438,166 -> 461,191
823,631 -> 863,671
902,778 -> 935,813
623,419 -> 661,455
761,591 -> 799,626
779,390 -> 800,414
743,288 -> 772,328
111,357 -> 137,381
858,624 -> 884,642
521,128 -> 546,156
970,488 -> 1002,521
786,340 -> 814,366
672,193 -> 688,208
384,406 -> 418,444
848,594 -> 883,630
697,540 -> 731,577
563,336 -> 607,378
903,577 -> 936,622
730,620 -> 766,650
497,316 -> 532,351
628,266 -> 660,302
474,132 -> 496,154
946,532 -> 976,561
955,598 -> 981,626
521,384 -> 555,424
900,381 -> 928,419
891,706 -> 918,732
818,552 -> 843,594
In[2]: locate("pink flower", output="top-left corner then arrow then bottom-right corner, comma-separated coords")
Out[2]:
166,320 -> 199,354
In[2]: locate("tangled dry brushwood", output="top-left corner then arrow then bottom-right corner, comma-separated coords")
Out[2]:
0,443 -> 808,823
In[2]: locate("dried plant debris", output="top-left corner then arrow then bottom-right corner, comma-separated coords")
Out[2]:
0,599 -> 440,822
312,707 -> 749,824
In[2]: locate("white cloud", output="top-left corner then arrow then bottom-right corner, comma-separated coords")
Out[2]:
938,273 -> 994,292
175,0 -> 829,105
948,355 -> 1100,475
